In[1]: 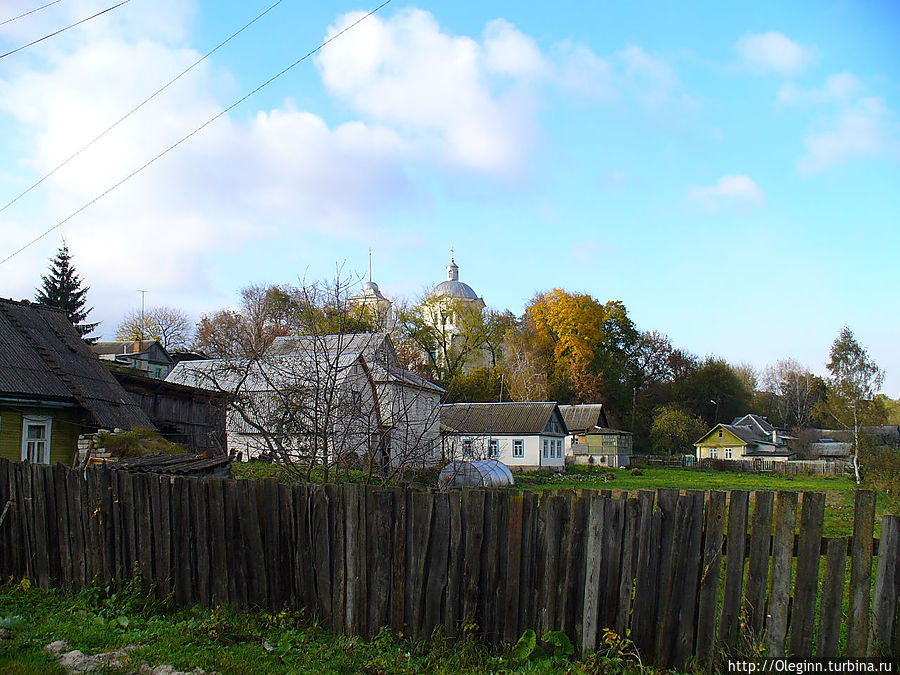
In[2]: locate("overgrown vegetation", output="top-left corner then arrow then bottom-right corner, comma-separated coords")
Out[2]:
94,428 -> 184,458
0,580 -> 676,674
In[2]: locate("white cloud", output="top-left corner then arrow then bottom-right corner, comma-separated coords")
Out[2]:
688,175 -> 765,210
736,32 -> 816,75
778,73 -> 862,106
797,97 -> 898,174
316,8 -> 543,176
619,45 -> 679,107
482,18 -> 548,79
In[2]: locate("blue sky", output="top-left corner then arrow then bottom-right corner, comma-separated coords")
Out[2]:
0,0 -> 898,393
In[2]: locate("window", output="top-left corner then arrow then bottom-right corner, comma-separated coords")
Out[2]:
724,447 -> 733,459
718,430 -> 723,438
572,436 -> 579,445
542,439 -> 549,458
489,439 -> 499,458
513,439 -> 523,458
21,416 -> 51,464
462,439 -> 473,458
710,447 -> 718,459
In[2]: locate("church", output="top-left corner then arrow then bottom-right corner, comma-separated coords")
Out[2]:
349,253 -> 487,372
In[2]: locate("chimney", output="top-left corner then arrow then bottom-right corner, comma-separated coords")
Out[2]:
133,339 -> 141,353
772,429 -> 778,445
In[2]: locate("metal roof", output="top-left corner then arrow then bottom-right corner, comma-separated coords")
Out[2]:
0,298 -> 153,430
559,404 -> 608,433
441,402 -> 567,436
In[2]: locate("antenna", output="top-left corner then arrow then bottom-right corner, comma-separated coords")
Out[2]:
368,248 -> 372,283
450,246 -> 454,263
137,289 -> 147,341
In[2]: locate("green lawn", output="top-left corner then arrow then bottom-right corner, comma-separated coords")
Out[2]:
0,582 -> 664,675
515,466 -> 896,537
233,461 -> 897,537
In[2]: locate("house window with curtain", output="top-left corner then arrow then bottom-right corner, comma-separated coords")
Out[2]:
542,439 -> 549,458
488,439 -> 499,458
462,439 -> 473,458
513,439 -> 523,458
21,416 -> 52,464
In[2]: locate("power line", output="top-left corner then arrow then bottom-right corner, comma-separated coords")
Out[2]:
0,0 -> 394,267
0,0 -> 65,27
0,0 -> 286,217
0,0 -> 132,60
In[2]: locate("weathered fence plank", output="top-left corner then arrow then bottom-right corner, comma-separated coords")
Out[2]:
719,490 -> 749,648
767,490 -> 798,657
695,490 -> 727,666
847,490 -> 876,656
871,515 -> 899,656
817,537 -> 847,657
745,491 -> 774,637
367,489 -> 393,639
790,491 -> 826,658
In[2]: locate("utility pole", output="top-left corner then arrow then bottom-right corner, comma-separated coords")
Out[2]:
137,290 -> 147,341
631,386 -> 636,432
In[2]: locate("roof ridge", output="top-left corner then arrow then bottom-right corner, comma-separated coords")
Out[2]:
0,296 -> 67,315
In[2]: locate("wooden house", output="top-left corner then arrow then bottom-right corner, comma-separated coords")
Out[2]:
0,298 -> 153,465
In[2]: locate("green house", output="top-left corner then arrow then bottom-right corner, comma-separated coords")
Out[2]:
0,298 -> 153,466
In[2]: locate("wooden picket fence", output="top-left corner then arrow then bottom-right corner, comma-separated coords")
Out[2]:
0,457 -> 898,669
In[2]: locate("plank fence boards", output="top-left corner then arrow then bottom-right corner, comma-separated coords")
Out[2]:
767,490 -> 798,657
0,457 -> 898,667
745,491 -> 774,637
817,537 -> 847,657
695,490 -> 727,666
847,490 -> 876,656
871,515 -> 900,656
790,491 -> 826,658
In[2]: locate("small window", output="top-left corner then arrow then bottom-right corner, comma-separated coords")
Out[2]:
463,439 -> 473,458
513,439 -> 523,458
572,436 -> 579,445
710,447 -> 718,459
718,430 -> 723,438
22,416 -> 52,464
489,439 -> 499,458
725,448 -> 733,459
542,439 -> 549,458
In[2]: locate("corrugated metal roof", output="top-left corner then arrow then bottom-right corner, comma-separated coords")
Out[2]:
441,402 -> 566,435
0,298 -> 153,430
559,404 -> 607,433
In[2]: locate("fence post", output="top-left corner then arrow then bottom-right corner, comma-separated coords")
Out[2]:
871,515 -> 900,656
695,490 -> 727,666
767,491 -> 798,656
847,490 -> 876,656
719,490 -> 749,648
745,491 -> 774,637
790,492 -> 825,657
817,537 -> 848,657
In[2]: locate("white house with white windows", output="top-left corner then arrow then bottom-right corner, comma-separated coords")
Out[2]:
440,402 -> 568,472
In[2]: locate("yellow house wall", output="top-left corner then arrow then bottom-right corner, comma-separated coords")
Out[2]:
0,406 -> 82,465
695,427 -> 750,460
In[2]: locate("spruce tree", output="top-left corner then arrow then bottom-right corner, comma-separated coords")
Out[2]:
35,242 -> 99,343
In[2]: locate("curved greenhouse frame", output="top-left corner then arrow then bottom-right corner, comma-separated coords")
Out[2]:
438,459 -> 514,488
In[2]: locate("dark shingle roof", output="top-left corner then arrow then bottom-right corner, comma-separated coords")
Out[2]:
559,404 -> 607,434
0,299 -> 153,430
441,402 -> 566,436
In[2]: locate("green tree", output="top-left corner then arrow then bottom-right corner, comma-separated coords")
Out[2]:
823,327 -> 885,484
650,404 -> 707,455
35,242 -> 98,342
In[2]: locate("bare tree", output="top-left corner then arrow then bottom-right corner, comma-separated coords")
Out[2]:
117,305 -> 193,349
762,359 -> 823,429
171,274 -> 445,484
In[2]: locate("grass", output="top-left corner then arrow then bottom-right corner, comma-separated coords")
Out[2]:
95,428 -> 184,458
0,580 -> 671,675
234,461 -> 898,537
515,466 -> 898,537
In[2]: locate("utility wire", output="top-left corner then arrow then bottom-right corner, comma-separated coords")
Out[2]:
0,0 -> 66,27
0,0 -> 131,60
0,0 -> 394,267
0,0 -> 286,217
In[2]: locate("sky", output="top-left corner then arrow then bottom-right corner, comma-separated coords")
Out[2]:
0,0 -> 898,393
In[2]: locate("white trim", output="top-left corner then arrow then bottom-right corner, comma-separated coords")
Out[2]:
21,415 -> 52,464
